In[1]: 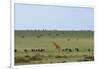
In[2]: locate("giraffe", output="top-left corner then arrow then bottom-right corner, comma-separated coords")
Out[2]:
52,41 -> 61,53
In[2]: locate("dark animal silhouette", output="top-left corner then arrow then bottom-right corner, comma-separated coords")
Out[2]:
75,48 -> 79,52
15,49 -> 17,52
24,49 -> 28,52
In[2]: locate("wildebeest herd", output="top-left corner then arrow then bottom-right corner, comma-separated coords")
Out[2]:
15,48 -> 91,53
15,30 -> 94,65
15,48 -> 45,53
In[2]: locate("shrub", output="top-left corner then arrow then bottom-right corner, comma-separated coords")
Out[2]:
84,56 -> 94,61
55,55 -> 67,58
30,53 -> 42,61
25,55 -> 30,58
15,57 -> 30,63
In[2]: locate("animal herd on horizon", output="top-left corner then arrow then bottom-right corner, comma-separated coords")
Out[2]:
15,41 -> 91,53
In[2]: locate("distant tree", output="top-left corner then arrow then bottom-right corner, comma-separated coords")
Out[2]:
25,55 -> 30,58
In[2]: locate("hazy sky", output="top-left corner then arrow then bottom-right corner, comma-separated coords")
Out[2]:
15,3 -> 94,30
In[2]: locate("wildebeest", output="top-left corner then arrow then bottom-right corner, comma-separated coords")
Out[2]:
37,49 -> 41,51
65,48 -> 68,51
68,49 -> 72,52
31,49 -> 35,52
15,49 -> 17,52
62,48 -> 72,52
24,49 -> 28,52
62,48 -> 70,52
88,49 -> 91,52
75,48 -> 79,52
40,48 -> 45,52
31,48 -> 45,52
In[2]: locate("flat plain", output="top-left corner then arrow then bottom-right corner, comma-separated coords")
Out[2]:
15,30 -> 94,65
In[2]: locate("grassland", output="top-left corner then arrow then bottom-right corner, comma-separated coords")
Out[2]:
15,30 -> 94,65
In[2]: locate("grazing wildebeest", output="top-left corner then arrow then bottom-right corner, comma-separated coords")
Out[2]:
37,49 -> 41,52
88,49 -> 91,52
31,48 -> 45,52
35,49 -> 38,52
62,48 -> 69,52
68,49 -> 72,52
24,49 -> 28,52
75,48 -> 79,52
65,48 -> 68,51
31,49 -> 35,52
15,49 -> 17,52
41,48 -> 45,52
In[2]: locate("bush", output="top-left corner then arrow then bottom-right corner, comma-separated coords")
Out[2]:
55,55 -> 67,58
25,55 -> 30,58
15,57 -> 30,63
84,56 -> 94,61
77,56 -> 94,62
30,53 -> 42,61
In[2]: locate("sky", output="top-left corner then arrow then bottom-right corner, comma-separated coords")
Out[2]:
15,3 -> 94,31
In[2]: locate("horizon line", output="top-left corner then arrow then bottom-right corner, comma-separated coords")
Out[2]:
14,29 -> 94,31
